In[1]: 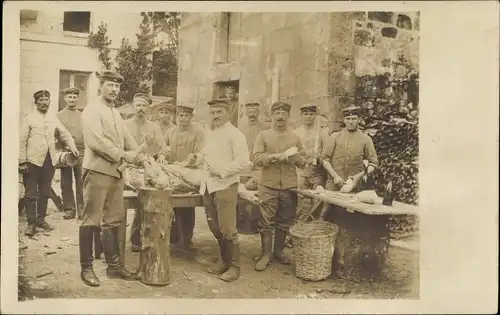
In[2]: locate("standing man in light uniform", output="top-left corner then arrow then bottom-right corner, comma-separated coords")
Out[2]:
161,103 -> 205,250
200,99 -> 252,282
293,104 -> 328,220
252,102 -> 307,271
57,87 -> 86,220
320,105 -> 379,278
239,102 -> 270,156
19,90 -> 79,237
124,93 -> 164,252
79,71 -> 141,287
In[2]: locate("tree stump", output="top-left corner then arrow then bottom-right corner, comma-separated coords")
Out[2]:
326,205 -> 390,282
137,188 -> 174,286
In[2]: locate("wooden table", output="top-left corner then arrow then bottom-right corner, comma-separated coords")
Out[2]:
119,190 -> 204,267
294,189 -> 419,282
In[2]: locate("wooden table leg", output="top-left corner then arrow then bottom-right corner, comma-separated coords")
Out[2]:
327,205 -> 390,282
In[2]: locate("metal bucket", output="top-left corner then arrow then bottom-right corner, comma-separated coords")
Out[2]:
55,152 -> 78,168
236,198 -> 261,234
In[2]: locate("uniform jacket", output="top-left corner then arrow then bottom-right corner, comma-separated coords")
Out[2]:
81,98 -> 138,179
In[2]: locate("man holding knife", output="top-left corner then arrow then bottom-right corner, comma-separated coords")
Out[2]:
79,71 -> 144,287
201,99 -> 251,282
320,105 -> 379,278
253,102 -> 307,272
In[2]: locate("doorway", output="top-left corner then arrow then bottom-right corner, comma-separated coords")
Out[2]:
213,80 -> 240,127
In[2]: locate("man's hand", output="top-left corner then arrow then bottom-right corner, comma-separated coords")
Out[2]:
207,165 -> 221,178
157,154 -> 168,164
70,148 -> 79,157
18,163 -> 28,174
333,174 -> 345,187
123,151 -> 137,164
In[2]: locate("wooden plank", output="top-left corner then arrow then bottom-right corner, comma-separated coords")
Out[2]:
294,189 -> 419,216
123,190 -> 204,209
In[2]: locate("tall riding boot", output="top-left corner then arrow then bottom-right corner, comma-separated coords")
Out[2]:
79,226 -> 100,287
130,209 -> 141,252
94,227 -> 103,260
220,239 -> 240,282
208,238 -> 229,275
274,229 -> 292,265
36,196 -> 54,231
24,199 -> 37,237
255,231 -> 273,271
102,227 -> 139,281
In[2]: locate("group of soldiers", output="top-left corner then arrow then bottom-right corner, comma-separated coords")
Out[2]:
18,69 -> 379,288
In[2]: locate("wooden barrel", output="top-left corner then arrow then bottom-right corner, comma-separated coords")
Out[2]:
236,198 -> 261,235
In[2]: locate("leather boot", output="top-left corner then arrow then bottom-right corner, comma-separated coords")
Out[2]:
24,199 -> 37,237
79,226 -> 100,287
94,227 -> 103,260
208,238 -> 229,275
255,232 -> 273,271
63,209 -> 76,220
220,240 -> 240,282
274,229 -> 292,265
102,227 -> 140,281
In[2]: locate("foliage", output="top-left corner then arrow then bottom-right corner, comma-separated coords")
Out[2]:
87,12 -> 180,106
87,22 -> 112,70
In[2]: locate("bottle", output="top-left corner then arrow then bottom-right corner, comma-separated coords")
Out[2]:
382,180 -> 394,206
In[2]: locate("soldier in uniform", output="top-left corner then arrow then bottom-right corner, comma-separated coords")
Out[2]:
293,104 -> 328,220
201,99 -> 252,282
159,104 -> 205,250
239,102 -> 270,155
252,102 -> 307,271
79,71 -> 141,287
124,93 -> 164,252
19,90 -> 79,236
152,100 -> 177,136
320,105 -> 379,278
57,88 -> 86,220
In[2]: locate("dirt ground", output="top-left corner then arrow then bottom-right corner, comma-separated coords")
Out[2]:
18,198 -> 419,300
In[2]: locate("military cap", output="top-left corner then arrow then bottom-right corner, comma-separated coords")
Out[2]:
133,93 -> 152,106
177,104 -> 195,114
207,99 -> 232,110
63,87 -> 80,95
299,104 -> 317,113
97,70 -> 124,84
152,100 -> 176,112
33,90 -> 50,101
342,105 -> 361,117
271,101 -> 292,113
245,102 -> 260,109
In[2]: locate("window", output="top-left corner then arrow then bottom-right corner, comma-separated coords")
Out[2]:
58,70 -> 90,111
63,12 -> 91,33
20,10 -> 38,27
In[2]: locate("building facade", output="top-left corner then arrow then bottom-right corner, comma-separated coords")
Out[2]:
19,10 -> 143,119
177,12 -> 419,129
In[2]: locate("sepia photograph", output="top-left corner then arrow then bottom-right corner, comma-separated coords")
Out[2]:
2,1 -> 498,314
16,8 -> 420,300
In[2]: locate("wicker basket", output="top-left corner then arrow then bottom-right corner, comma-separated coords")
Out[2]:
289,219 -> 339,281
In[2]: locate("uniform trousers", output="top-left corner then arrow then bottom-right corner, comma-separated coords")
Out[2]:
80,169 -> 126,229
257,184 -> 297,233
60,164 -> 84,214
22,153 -> 56,225
203,183 -> 239,241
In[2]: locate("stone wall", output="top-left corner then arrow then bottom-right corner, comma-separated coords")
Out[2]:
177,12 -> 332,128
19,10 -> 142,119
